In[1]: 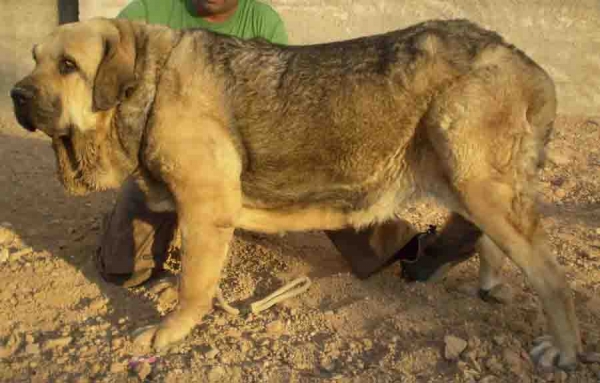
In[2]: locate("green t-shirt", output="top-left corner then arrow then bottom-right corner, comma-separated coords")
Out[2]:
117,0 -> 287,44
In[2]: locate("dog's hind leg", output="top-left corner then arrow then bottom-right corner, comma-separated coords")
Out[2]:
425,68 -> 581,370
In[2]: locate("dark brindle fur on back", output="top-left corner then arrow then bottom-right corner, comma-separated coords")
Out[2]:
11,18 -> 591,370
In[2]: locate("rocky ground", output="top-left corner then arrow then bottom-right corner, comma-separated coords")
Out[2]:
0,111 -> 599,382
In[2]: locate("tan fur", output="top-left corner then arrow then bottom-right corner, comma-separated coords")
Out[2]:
12,18 -> 583,369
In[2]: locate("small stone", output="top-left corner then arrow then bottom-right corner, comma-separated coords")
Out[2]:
29,361 -> 38,368
554,370 -> 567,383
134,361 -> 153,380
225,330 -> 242,341
580,352 -> 600,364
110,362 -> 125,373
25,343 -> 40,355
479,376 -> 498,383
44,336 -> 72,350
266,320 -> 284,335
320,358 -> 336,372
207,365 -> 226,382
240,342 -> 251,353
0,248 -> 9,263
111,337 -> 124,349
25,334 -> 35,344
205,347 -> 220,359
0,223 -> 15,246
444,335 -> 467,361
546,150 -> 571,167
554,188 -> 566,199
502,347 -> 528,376
485,356 -> 503,373
89,299 -> 107,312
0,333 -> 22,359
493,335 -> 507,346
456,283 -> 479,296
467,337 -> 481,350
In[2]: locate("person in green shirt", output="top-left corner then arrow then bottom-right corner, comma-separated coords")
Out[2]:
118,0 -> 287,44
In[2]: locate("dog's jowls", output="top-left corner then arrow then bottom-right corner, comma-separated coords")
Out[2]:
11,17 -> 591,370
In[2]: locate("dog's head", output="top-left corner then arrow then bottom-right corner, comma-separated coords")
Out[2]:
11,18 -> 138,194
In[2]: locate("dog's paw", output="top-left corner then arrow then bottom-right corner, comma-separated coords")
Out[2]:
132,312 -> 197,352
529,335 -> 577,372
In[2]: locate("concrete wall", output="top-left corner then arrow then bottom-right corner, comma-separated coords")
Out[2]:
1,0 -> 58,112
2,0 -> 600,115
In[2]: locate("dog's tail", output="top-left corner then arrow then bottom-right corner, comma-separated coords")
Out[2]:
523,59 -> 557,170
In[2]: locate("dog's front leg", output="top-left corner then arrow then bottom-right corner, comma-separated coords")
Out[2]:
134,186 -> 239,351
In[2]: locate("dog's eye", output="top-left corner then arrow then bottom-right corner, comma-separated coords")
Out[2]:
59,58 -> 78,75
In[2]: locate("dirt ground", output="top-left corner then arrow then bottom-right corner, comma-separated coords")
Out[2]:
0,103 -> 599,381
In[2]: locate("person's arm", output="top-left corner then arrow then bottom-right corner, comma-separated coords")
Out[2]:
117,0 -> 148,21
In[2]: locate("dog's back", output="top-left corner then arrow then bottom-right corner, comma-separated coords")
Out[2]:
188,20 -> 554,217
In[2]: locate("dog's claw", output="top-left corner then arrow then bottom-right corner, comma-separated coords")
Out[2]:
529,335 -> 577,372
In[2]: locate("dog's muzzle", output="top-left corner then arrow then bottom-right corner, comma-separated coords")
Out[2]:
10,84 -> 38,132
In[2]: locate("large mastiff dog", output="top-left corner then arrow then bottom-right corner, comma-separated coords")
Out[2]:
11,18 -> 587,370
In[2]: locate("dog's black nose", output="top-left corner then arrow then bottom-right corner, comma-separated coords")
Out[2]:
10,86 -> 35,106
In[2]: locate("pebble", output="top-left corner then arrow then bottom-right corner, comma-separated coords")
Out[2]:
554,370 -> 567,383
502,347 -> 527,376
111,337 -> 124,349
207,365 -> 226,382
485,356 -> 503,373
580,352 -> 600,364
0,223 -> 15,246
493,335 -> 507,346
110,362 -> 125,373
134,361 -> 153,380
266,320 -> 284,335
0,248 -> 9,263
205,347 -> 220,359
444,335 -> 467,361
479,376 -> 498,383
89,299 -> 107,312
44,336 -> 72,350
0,333 -> 22,358
320,358 -> 336,372
25,343 -> 40,355
546,150 -> 571,167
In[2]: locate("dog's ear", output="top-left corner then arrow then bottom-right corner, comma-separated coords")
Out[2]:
93,20 -> 137,111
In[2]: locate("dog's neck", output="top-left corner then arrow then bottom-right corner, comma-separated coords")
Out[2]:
108,24 -> 184,187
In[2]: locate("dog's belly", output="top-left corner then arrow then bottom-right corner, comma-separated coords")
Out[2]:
237,173 -> 418,234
